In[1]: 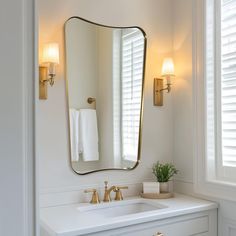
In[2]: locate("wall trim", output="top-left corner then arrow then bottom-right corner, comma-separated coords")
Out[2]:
22,0 -> 37,235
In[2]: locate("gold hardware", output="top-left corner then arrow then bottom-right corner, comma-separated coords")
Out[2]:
87,97 -> 96,104
154,57 -> 175,106
153,78 -> 163,106
103,181 -> 116,202
84,189 -> 100,204
39,66 -> 48,100
87,97 -> 96,109
39,43 -> 59,100
65,17 -> 147,175
39,65 -> 57,100
153,233 -> 164,236
153,77 -> 172,106
114,186 -> 128,201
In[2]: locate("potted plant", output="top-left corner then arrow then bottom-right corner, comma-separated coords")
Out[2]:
152,161 -> 179,193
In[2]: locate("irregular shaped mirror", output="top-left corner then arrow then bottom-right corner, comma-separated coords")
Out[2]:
65,17 -> 146,174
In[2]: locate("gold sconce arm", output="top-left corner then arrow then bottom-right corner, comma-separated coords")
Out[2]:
153,78 -> 172,106
39,66 -> 56,100
156,83 -> 171,93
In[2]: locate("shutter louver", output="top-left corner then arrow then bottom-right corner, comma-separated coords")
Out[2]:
121,29 -> 144,161
221,0 -> 236,165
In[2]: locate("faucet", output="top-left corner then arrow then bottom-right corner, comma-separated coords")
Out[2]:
103,181 -> 128,202
103,181 -> 116,202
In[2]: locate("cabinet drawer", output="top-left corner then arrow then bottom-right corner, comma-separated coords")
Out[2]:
89,214 -> 209,236
115,216 -> 208,236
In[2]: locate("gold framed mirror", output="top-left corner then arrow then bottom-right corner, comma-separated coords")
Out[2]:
64,17 -> 147,174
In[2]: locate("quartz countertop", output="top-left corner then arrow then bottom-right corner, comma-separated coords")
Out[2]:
40,193 -> 218,236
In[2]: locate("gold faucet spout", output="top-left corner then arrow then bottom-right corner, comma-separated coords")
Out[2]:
103,181 -> 116,202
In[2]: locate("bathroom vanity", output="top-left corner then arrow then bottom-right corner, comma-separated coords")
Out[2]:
40,194 -> 217,236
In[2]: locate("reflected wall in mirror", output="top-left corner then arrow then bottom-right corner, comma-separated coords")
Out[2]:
65,17 -> 146,174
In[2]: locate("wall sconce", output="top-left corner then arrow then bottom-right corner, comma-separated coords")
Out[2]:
39,43 -> 59,99
153,58 -> 175,106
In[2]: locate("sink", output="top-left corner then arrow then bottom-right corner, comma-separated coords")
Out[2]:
77,198 -> 167,218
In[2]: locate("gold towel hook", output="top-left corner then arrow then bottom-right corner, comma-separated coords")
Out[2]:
87,97 -> 96,104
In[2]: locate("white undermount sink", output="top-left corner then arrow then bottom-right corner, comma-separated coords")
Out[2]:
77,198 -> 167,218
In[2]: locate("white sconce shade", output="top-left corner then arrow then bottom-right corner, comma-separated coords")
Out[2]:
154,58 -> 175,106
42,43 -> 60,64
39,43 -> 60,99
161,58 -> 175,77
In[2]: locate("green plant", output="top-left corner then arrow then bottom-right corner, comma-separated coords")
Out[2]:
152,161 -> 179,182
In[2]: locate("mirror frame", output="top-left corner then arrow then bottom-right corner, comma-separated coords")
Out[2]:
64,16 -> 147,175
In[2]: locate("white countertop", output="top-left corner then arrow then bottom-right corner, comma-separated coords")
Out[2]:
40,193 -> 218,236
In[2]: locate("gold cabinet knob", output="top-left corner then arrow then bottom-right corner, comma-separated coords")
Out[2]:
153,233 -> 164,236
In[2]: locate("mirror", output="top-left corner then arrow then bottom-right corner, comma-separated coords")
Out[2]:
65,17 -> 146,174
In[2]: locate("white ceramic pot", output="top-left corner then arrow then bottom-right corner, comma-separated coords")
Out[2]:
159,182 -> 169,193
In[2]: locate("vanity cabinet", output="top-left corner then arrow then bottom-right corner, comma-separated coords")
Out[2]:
40,195 -> 218,236
86,210 -> 217,236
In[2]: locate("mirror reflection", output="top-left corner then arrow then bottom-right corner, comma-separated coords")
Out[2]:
65,17 -> 146,174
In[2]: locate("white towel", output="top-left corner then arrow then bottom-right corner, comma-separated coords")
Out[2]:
69,108 -> 81,162
79,109 -> 99,161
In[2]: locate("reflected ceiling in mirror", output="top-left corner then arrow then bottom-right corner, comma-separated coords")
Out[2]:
65,17 -> 146,174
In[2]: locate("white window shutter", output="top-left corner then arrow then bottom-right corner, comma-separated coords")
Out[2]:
121,29 -> 144,161
221,0 -> 236,165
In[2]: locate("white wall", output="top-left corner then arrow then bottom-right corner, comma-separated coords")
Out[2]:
171,1 -> 236,235
66,18 -> 98,110
172,0 -> 194,185
0,0 -> 35,235
97,28 -> 114,168
37,0 -> 174,207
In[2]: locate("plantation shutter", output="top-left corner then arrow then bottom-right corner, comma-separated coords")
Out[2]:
121,29 -> 144,161
221,0 -> 236,165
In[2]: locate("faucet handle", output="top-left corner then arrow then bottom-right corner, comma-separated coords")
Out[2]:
116,186 -> 128,190
114,186 -> 128,201
84,189 -> 100,204
84,188 -> 96,193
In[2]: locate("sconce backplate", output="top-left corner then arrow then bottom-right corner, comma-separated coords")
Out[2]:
153,78 -> 163,106
39,66 -> 48,100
